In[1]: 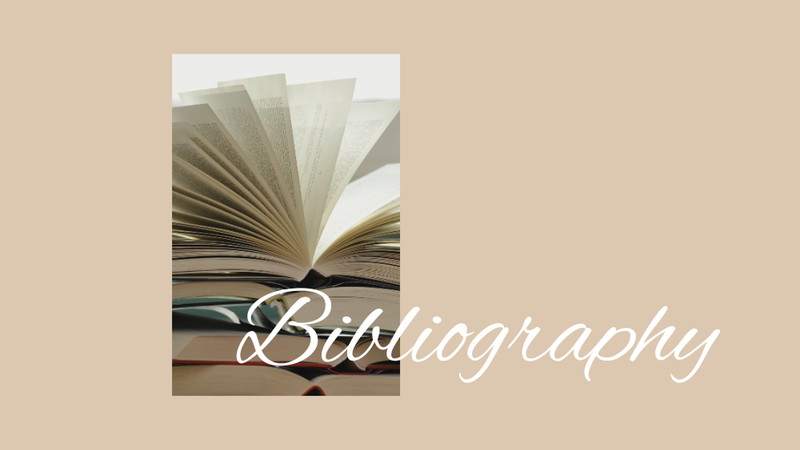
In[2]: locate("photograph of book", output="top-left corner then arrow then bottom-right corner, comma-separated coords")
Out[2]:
172,70 -> 400,395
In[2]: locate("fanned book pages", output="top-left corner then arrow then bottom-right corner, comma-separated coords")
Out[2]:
172,73 -> 400,396
173,74 -> 400,285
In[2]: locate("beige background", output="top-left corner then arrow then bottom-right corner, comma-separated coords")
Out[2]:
4,2 -> 798,449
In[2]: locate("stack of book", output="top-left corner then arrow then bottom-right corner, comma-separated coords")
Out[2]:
172,73 -> 400,395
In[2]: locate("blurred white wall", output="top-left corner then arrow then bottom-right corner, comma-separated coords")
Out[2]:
172,54 -> 400,105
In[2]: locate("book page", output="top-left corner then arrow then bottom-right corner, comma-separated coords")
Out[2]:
217,74 -> 305,236
172,124 -> 260,211
172,104 -> 276,208
286,78 -> 356,248
172,156 -> 269,230
179,88 -> 305,238
314,164 -> 400,262
172,188 -> 269,239
172,122 -> 305,253
319,101 -> 400,236
172,104 -> 303,254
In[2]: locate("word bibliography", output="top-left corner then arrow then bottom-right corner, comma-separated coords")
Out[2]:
237,289 -> 720,384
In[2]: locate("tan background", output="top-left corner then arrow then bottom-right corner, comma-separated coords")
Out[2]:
4,1 -> 798,449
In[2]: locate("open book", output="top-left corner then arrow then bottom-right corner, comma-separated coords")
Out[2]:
172,74 -> 400,285
173,365 -> 399,396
